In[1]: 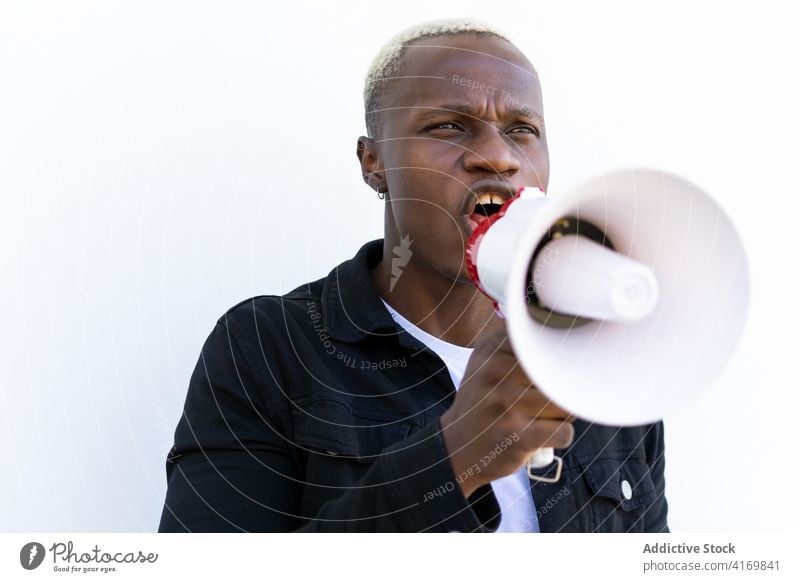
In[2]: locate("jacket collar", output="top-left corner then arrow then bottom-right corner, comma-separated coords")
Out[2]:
321,239 -> 400,343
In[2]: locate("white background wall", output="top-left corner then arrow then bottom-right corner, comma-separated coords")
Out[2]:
1,0 -> 797,532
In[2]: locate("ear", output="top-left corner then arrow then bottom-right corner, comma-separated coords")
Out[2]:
356,136 -> 387,193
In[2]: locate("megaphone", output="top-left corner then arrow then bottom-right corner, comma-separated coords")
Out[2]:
465,169 -> 749,483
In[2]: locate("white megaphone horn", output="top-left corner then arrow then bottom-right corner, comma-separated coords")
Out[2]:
465,169 -> 750,483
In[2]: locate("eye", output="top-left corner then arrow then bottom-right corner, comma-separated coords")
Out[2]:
427,121 -> 463,131
508,125 -> 541,138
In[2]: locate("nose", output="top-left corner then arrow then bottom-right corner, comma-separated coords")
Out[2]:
462,127 -> 521,177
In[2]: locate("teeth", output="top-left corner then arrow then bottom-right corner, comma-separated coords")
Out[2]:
475,192 -> 505,207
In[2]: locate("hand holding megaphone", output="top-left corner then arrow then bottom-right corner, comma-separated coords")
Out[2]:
464,169 -> 749,483
440,326 -> 577,498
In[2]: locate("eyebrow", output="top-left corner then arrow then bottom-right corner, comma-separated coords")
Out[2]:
412,103 -> 545,126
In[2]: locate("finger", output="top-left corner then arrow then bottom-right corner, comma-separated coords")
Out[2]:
511,390 -> 574,419
488,367 -> 573,418
519,418 -> 575,451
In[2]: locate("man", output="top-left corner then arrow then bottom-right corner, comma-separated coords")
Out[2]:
158,18 -> 668,533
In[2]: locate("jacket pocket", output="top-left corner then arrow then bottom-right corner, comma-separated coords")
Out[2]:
577,453 -> 657,532
286,395 -> 421,522
289,394 -> 418,463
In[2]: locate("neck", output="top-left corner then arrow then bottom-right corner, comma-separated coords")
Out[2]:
369,239 -> 503,348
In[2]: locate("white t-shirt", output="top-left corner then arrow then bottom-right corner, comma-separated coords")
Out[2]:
380,298 -> 540,533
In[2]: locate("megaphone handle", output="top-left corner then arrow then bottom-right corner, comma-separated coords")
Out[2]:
527,447 -> 563,483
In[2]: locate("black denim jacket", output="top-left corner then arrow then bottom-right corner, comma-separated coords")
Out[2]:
158,239 -> 669,533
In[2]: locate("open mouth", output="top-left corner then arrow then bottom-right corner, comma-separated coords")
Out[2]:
466,192 -> 506,231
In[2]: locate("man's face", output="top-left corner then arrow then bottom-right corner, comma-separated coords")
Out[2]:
370,34 -> 550,285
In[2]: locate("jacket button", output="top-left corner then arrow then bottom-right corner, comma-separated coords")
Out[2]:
620,479 -> 633,500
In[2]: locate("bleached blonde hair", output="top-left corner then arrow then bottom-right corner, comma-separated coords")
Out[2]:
363,18 -> 514,137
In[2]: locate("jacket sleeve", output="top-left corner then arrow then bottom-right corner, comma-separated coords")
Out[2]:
157,315 -> 500,533
642,420 -> 669,533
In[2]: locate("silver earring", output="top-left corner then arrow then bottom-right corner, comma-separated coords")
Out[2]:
376,186 -> 386,200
